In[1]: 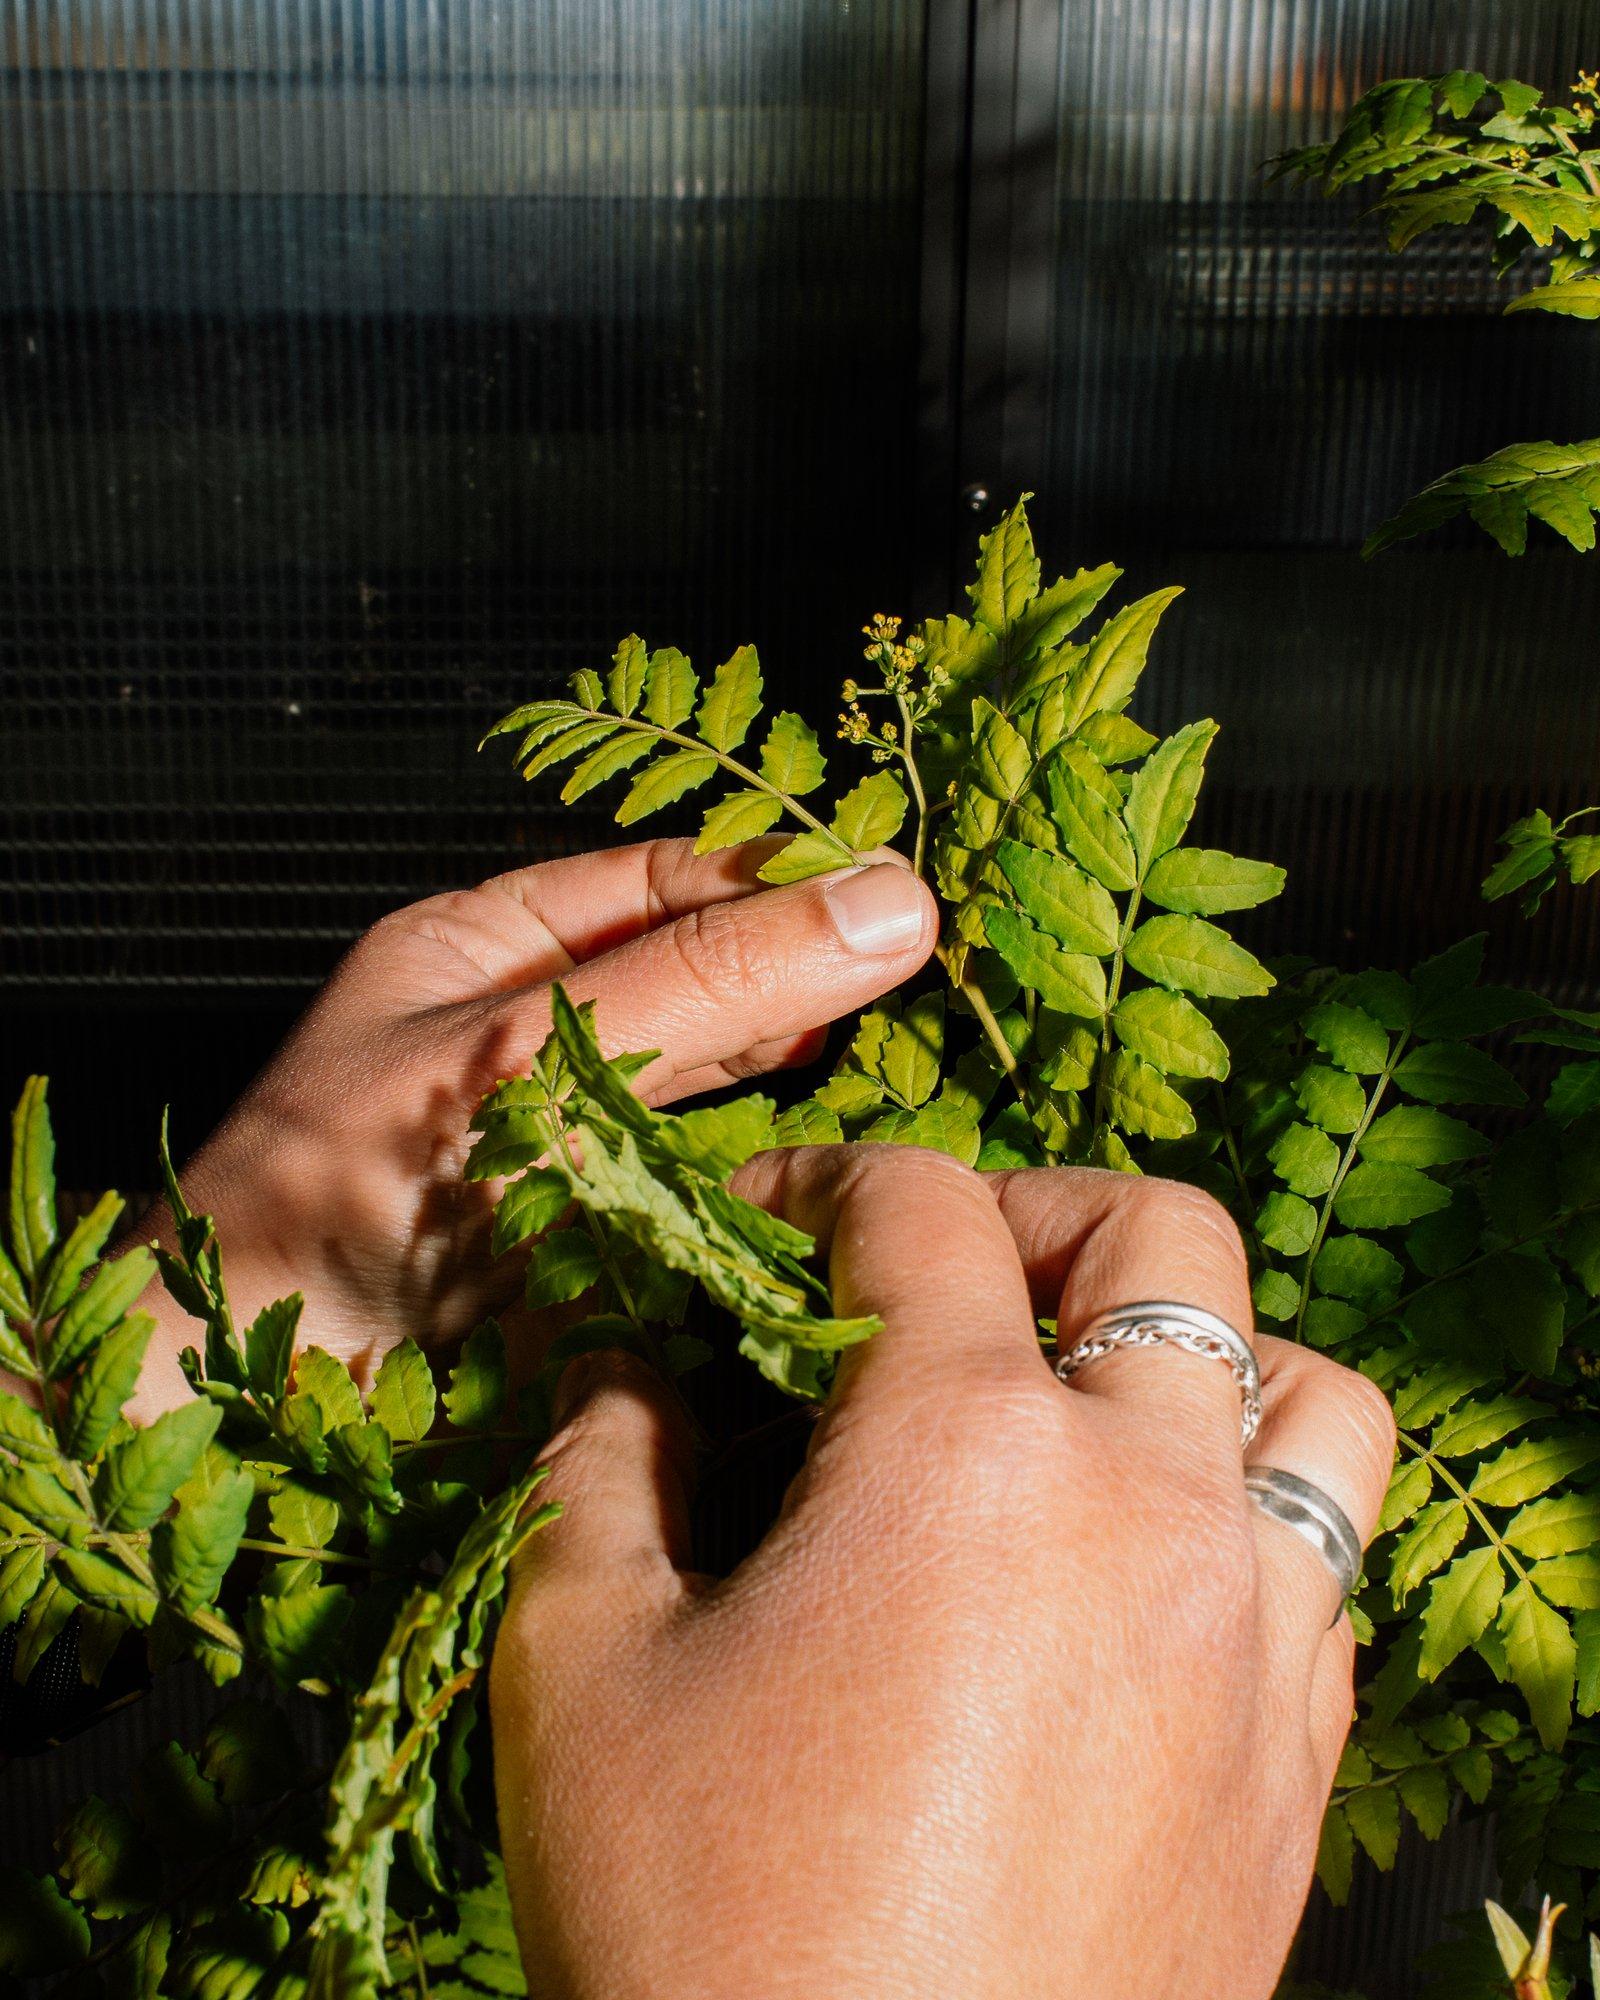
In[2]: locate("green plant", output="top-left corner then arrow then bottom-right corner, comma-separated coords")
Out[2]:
1276,71 -> 1600,556
7,499 -> 1600,1993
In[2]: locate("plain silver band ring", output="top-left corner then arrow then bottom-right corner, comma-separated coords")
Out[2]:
1053,1300 -> 1262,1449
1246,1466 -> 1363,1619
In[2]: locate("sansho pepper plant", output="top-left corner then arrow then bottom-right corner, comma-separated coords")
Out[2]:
7,70 -> 1600,1985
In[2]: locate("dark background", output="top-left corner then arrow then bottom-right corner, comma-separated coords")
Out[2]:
5,0 -> 1600,1192
2,7 -> 1599,1984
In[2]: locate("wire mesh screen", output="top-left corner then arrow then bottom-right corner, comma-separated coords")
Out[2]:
976,0 -> 1600,1006
0,0 -> 925,1175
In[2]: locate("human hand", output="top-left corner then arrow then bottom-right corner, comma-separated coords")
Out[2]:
489,1149 -> 1395,2000
125,842 -> 935,1418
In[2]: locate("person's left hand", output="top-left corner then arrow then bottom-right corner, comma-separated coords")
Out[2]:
122,837 -> 935,1416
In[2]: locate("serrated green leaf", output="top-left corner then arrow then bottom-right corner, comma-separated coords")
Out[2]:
489,1165 -> 571,1258
994,838 -> 1119,954
153,1444 -> 254,1613
758,712 -> 826,796
1296,1064 -> 1367,1134
1345,1784 -> 1401,1870
970,698 -> 1033,802
769,1100 -> 846,1147
55,1547 -> 161,1626
286,1352 -> 362,1464
1377,1455 -> 1433,1534
519,716 -> 619,783
1390,1499 -> 1469,1601
642,646 -> 696,728
1124,719 -> 1216,872
45,1246 -> 156,1378
1253,1268 -> 1300,1321
1064,588 -> 1183,729
1102,1049 -> 1195,1140
38,1191 -> 125,1321
244,1295 -> 301,1404
1304,1002 -> 1390,1076
860,1102 -> 982,1165
968,494 -> 1040,634
1257,1190 -> 1317,1256
445,1320 -> 509,1430
370,1338 -> 436,1444
55,1794 -> 160,1919
1046,746 -> 1136,891
1360,1105 -> 1488,1167
524,1230 -> 603,1310
249,1581 -> 352,1686
984,908 -> 1107,1021
95,1399 -> 221,1531
1111,987 -> 1228,1081
62,1312 -> 154,1460
695,644 -> 762,752
696,789 -> 785,854
8,1076 -> 57,1284
615,748 -> 719,826
1141,847 -> 1284,916
606,633 -> 647,715
1334,1162 -> 1450,1230
1393,1043 -> 1526,1107
1505,1492 -> 1600,1560
831,771 -> 909,851
1549,1061 -> 1600,1126
1315,1804 -> 1354,1905
757,827 -> 856,884
1499,1577 -> 1575,1748
559,728 -> 656,802
1124,915 -> 1272,1000
0,1383 -> 56,1461
0,1870 -> 91,1976
1430,1396 -> 1544,1458
0,1458 -> 92,1540
1469,1433 -> 1600,1508
1268,1121 -> 1341,1198
1419,1545 -> 1505,1679
1396,1764 -> 1451,1842
0,1543 -> 47,1628
1314,1234 -> 1403,1303
1531,1553 -> 1600,1610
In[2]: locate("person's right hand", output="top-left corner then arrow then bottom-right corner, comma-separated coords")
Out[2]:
490,1149 -> 1397,2000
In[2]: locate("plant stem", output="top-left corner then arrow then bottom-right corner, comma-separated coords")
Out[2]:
1396,1425 -> 1533,1589
1090,885 -> 1141,1154
566,706 -> 848,851
1291,1036 -> 1407,1343
894,690 -> 932,877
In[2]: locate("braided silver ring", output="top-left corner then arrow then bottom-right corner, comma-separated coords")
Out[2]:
1246,1466 -> 1363,1620
1054,1301 -> 1262,1448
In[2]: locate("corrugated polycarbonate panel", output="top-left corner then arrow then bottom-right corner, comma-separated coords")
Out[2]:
995,0 -> 1600,1000
0,0 -> 925,1013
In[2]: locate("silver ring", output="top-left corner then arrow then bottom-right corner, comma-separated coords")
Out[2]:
1246,1466 -> 1363,1619
1054,1300 -> 1261,1449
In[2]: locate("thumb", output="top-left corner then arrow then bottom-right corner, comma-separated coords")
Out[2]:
512,1350 -> 697,1610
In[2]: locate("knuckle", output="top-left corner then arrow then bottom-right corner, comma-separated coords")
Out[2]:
1335,1364 -> 1401,1490
669,898 -> 776,1004
1134,1177 -> 1249,1274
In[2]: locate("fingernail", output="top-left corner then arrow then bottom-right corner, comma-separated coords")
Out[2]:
822,864 -> 928,955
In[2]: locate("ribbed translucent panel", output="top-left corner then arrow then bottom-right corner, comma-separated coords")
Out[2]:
0,0 -> 925,1009
1033,0 -> 1600,996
